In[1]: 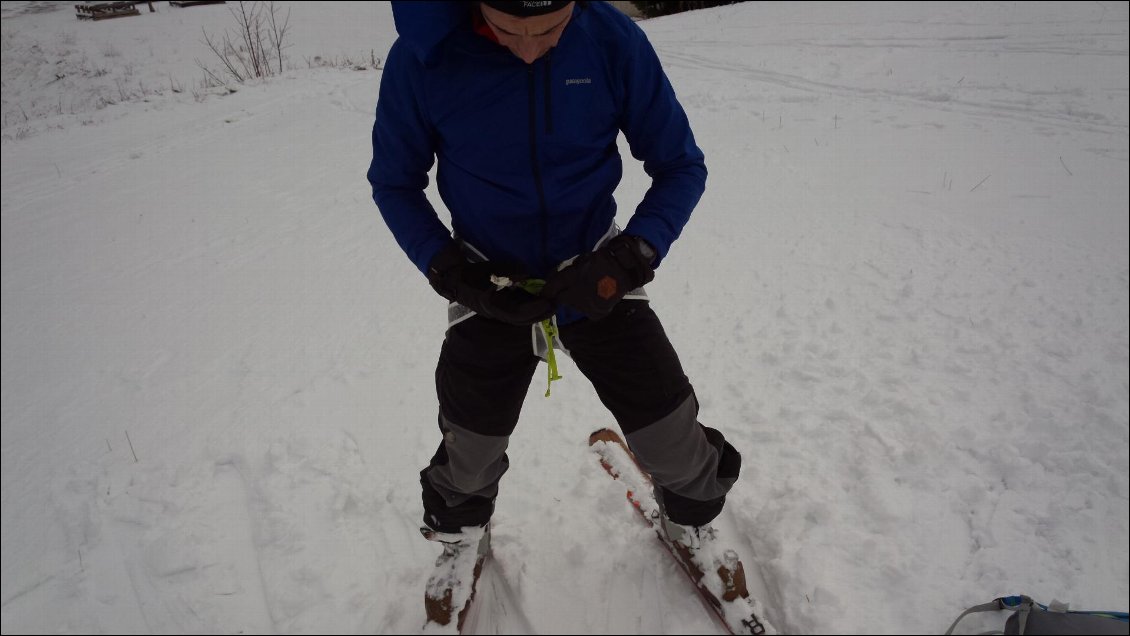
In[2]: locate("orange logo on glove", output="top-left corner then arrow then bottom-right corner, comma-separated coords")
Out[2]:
596,275 -> 618,300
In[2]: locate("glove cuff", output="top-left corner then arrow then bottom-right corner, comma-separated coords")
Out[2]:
607,235 -> 657,288
426,242 -> 465,302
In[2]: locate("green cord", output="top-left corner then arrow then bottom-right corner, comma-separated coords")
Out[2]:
517,279 -> 563,397
540,319 -> 563,397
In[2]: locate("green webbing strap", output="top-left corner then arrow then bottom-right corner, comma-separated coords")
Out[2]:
515,278 -> 563,397
539,319 -> 563,397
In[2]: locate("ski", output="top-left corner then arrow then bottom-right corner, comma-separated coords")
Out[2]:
588,428 -> 774,635
421,524 -> 491,633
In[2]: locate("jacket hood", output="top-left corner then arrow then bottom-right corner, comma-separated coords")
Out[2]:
391,1 -> 473,67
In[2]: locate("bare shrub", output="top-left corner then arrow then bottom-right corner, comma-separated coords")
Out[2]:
198,1 -> 291,84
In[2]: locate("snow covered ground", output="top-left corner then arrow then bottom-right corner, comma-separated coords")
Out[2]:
2,1 -> 1127,633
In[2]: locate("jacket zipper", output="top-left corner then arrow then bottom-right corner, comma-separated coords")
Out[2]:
544,51 -> 553,135
528,61 -> 551,272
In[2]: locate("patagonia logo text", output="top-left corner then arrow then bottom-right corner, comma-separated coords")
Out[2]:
565,78 -> 592,86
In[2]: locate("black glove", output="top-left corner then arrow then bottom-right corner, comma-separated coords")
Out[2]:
540,234 -> 656,320
427,242 -> 556,326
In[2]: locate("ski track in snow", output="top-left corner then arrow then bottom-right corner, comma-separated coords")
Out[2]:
657,45 -> 1126,137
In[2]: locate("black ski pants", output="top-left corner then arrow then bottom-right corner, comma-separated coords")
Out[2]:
420,300 -> 741,533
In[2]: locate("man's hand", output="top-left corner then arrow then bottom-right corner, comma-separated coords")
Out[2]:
427,243 -> 556,326
540,235 -> 656,320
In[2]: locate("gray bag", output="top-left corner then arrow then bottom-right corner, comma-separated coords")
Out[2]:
946,595 -> 1128,635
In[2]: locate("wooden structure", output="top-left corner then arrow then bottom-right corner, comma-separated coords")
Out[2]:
75,2 -> 141,20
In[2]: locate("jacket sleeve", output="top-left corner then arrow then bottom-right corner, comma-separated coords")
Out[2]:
617,24 -> 707,268
367,39 -> 452,275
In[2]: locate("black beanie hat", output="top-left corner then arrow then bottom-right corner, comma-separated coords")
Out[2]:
481,1 -> 572,17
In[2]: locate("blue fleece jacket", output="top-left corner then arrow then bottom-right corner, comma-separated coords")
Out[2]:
367,1 -> 706,283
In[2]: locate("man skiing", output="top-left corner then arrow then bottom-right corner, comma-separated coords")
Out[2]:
367,1 -> 747,628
